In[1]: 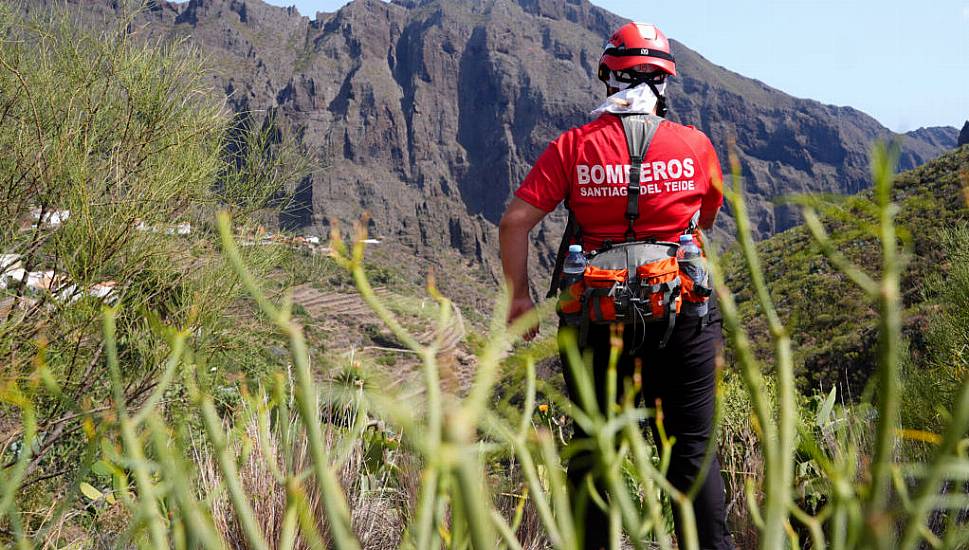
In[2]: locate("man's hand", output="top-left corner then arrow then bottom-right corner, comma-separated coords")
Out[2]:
508,295 -> 539,341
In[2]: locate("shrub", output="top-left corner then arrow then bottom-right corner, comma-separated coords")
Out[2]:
0,4 -> 299,524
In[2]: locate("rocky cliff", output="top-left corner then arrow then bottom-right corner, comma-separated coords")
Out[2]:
34,0 -> 959,289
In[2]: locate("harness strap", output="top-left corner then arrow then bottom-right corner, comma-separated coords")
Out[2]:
657,276 -> 682,348
685,210 -> 701,235
620,115 -> 663,241
593,294 -> 605,321
579,288 -> 593,347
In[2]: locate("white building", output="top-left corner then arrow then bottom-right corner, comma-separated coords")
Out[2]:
0,268 -> 25,290
89,281 -> 119,304
31,208 -> 71,228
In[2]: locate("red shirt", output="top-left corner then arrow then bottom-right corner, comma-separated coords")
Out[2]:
515,114 -> 723,250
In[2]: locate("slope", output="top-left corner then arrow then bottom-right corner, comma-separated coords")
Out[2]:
723,144 -> 969,396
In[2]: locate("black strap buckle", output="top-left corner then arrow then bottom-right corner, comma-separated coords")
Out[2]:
626,184 -> 642,216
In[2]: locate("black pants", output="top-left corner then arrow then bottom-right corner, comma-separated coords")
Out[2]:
559,306 -> 734,550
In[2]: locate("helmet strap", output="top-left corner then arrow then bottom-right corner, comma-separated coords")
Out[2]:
643,80 -> 669,118
626,74 -> 668,118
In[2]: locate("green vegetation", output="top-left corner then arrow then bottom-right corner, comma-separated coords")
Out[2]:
903,223 -> 969,436
0,4 -> 298,527
722,145 -> 969,399
2,7 -> 969,550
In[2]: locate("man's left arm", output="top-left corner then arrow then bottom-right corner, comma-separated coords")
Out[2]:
699,139 -> 724,230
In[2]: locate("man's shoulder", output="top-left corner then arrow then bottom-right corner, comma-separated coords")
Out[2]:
659,119 -> 713,145
543,116 -> 622,155
568,115 -> 622,138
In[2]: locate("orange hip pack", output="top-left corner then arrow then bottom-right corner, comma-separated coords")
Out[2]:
575,241 -> 682,348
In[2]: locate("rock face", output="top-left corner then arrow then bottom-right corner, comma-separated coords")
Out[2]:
38,0 -> 958,287
959,121 -> 969,147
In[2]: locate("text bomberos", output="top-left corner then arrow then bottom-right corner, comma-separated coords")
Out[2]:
576,158 -> 696,198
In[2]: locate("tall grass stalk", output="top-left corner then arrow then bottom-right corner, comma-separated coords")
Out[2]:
103,308 -> 169,550
866,144 -> 905,547
706,149 -> 796,549
217,212 -> 360,550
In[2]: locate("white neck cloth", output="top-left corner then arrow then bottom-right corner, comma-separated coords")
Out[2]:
590,82 -> 667,117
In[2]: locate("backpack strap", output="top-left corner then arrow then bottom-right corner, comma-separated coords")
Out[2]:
620,114 -> 663,242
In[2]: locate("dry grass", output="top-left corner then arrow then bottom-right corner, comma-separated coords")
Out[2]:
720,415 -> 764,549
196,393 -> 413,550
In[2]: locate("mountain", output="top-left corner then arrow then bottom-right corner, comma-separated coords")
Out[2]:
31,0 -> 956,291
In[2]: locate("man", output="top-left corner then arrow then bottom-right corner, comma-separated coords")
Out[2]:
498,22 -> 733,550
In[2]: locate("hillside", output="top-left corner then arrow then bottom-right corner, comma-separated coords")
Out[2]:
27,0 -> 957,297
724,144 -> 969,396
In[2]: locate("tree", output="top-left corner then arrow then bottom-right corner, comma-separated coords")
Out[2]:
958,120 -> 969,147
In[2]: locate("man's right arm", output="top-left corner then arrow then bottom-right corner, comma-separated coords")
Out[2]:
500,132 -> 571,334
498,197 -> 548,332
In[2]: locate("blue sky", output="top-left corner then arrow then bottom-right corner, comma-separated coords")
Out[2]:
267,0 -> 969,132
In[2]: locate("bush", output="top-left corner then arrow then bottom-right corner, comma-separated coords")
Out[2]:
0,5 -> 298,524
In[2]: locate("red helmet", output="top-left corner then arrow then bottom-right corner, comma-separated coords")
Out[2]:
598,22 -> 676,80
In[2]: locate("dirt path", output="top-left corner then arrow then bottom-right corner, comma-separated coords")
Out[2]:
0,297 -> 14,319
416,305 -> 476,393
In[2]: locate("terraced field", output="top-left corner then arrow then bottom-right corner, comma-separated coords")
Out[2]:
290,284 -> 393,319
0,295 -> 35,320
290,283 -> 477,394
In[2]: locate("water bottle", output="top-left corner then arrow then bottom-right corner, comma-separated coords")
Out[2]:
677,234 -> 708,317
556,244 -> 587,324
562,244 -> 587,288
